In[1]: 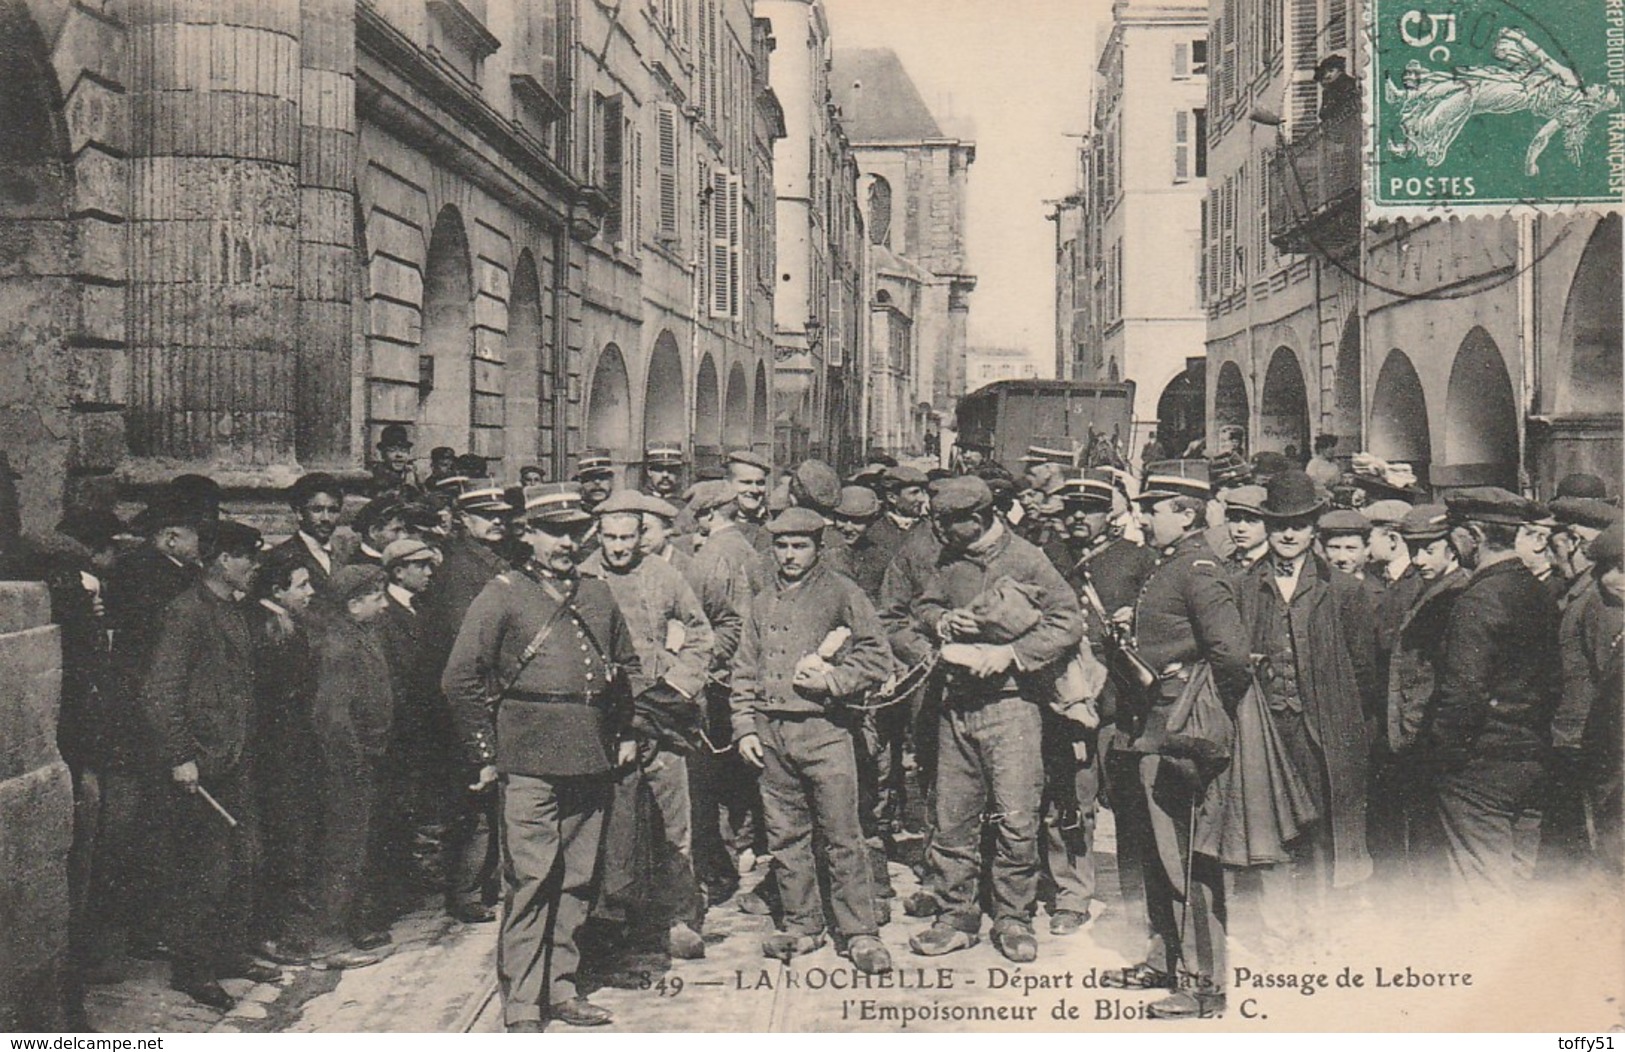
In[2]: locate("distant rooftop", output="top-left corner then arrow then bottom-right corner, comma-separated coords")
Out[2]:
831,48 -> 947,143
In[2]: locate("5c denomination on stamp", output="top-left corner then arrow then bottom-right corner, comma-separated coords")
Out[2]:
1367,0 -> 1625,216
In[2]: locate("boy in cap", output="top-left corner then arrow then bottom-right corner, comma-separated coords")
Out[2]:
909,476 -> 1085,965
730,506 -> 895,973
418,479 -> 515,925
301,565 -> 394,969
579,492 -> 714,962
425,447 -> 460,490
141,521 -> 279,1008
1429,488 -> 1561,906
443,482 -> 640,1029
724,449 -> 773,544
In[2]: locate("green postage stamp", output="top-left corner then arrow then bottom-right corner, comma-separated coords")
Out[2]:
1367,0 -> 1625,216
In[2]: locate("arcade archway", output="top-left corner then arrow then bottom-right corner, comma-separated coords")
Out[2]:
1443,327 -> 1518,486
1155,368 -> 1203,460
643,330 -> 685,446
1370,349 -> 1431,470
503,250 -> 543,472
420,206 -> 473,451
1535,216 -> 1623,490
1213,360 -> 1250,456
752,361 -> 770,450
1330,318 -> 1362,452
585,343 -> 632,454
724,362 -> 750,448
1260,347 -> 1310,458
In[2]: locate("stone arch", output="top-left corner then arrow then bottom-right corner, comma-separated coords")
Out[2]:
586,343 -> 632,454
1155,368 -> 1203,459
1370,349 -> 1431,468
724,361 -> 750,448
1548,216 -> 1622,417
643,330 -> 686,447
752,360 -> 770,451
0,4 -> 75,534
1214,360 -> 1250,455
1330,317 -> 1361,452
1260,347 -> 1310,456
419,205 -> 474,452
505,249 -> 543,473
695,353 -> 722,448
1444,327 -> 1518,484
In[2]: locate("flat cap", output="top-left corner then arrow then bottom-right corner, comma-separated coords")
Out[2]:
931,476 -> 994,516
1445,486 -> 1538,526
1398,503 -> 1452,542
329,563 -> 388,603
382,537 -> 442,568
1551,497 -> 1621,531
1364,499 -> 1413,526
1318,509 -> 1372,536
575,448 -> 615,477
791,459 -> 842,512
1588,522 -> 1623,567
1556,473 -> 1609,501
883,464 -> 929,488
643,496 -> 680,520
521,482 -> 593,524
595,490 -> 652,517
835,485 -> 881,519
1224,484 -> 1268,515
726,449 -> 772,472
209,520 -> 264,557
686,479 -> 737,515
767,506 -> 828,536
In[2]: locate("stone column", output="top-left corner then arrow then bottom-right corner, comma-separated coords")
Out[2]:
126,0 -> 302,478
296,0 -> 357,468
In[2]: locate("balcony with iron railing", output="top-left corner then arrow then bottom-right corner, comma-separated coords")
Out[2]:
1268,105 -> 1360,256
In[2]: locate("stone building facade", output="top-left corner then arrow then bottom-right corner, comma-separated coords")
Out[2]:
831,47 -> 975,451
1066,0 -> 1211,458
1202,0 -> 1621,492
0,0 -> 783,541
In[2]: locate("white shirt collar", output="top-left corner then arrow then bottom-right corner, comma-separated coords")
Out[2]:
387,583 -> 416,611
298,531 -> 332,572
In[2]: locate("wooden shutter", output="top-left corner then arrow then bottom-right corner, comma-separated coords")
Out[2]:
1174,42 -> 1190,77
1220,176 -> 1234,291
1174,110 -> 1191,181
1206,188 -> 1220,300
600,95 -> 624,241
711,168 -> 731,317
630,125 -> 644,249
656,105 -> 679,241
727,173 -> 741,319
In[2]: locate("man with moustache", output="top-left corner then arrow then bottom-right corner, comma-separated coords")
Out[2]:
575,448 -> 618,514
443,483 -> 640,1030
641,443 -> 685,502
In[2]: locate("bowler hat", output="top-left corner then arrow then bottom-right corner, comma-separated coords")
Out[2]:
1556,473 -> 1609,501
130,492 -> 209,535
378,423 -> 413,450
1257,470 -> 1327,520
767,506 -> 827,537
208,520 -> 264,558
57,509 -> 125,551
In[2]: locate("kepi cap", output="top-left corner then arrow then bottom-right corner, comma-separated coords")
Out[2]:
521,482 -> 593,525
575,448 -> 615,478
451,478 -> 513,515
643,443 -> 684,466
1398,503 -> 1452,542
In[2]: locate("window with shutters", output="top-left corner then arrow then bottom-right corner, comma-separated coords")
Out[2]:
1194,108 -> 1208,177
1262,0 -> 1282,66
727,173 -> 741,320
1192,38 -> 1208,75
1256,150 -> 1270,274
1175,41 -> 1190,78
1221,6 -> 1237,104
1220,175 -> 1235,292
710,168 -> 733,318
1235,165 -> 1248,284
1199,198 -> 1209,304
1206,188 -> 1220,302
1174,110 -> 1192,182
1327,0 -> 1348,53
656,104 -> 680,243
596,94 -> 624,243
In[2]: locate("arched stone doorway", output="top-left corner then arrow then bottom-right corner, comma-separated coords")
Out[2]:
0,6 -> 74,533
504,250 -> 543,475
1155,368 -> 1203,460
1260,347 -> 1310,458
1213,360 -> 1250,457
695,353 -> 722,473
644,330 -> 685,456
1330,318 -> 1361,453
586,343 -> 632,458
752,361 -> 771,453
724,362 -> 750,448
1443,327 -> 1518,488
1534,216 -> 1623,492
1370,349 -> 1431,472
419,206 -> 473,453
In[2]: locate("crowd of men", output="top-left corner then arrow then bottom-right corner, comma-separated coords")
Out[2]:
21,417 -> 1623,1029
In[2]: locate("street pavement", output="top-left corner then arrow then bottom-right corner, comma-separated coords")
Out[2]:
85,807 -> 1625,1033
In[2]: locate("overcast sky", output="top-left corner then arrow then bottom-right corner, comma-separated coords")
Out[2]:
824,0 -> 1109,373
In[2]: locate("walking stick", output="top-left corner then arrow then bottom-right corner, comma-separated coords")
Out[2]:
195,785 -> 239,829
1174,778 -> 1199,992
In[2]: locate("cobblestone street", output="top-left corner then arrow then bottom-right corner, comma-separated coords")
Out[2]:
82,809 -> 1625,1033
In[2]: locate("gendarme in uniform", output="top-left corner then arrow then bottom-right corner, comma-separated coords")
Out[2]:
442,483 -> 639,1030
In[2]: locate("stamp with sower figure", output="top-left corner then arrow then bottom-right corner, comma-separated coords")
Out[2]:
1366,0 -> 1625,216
